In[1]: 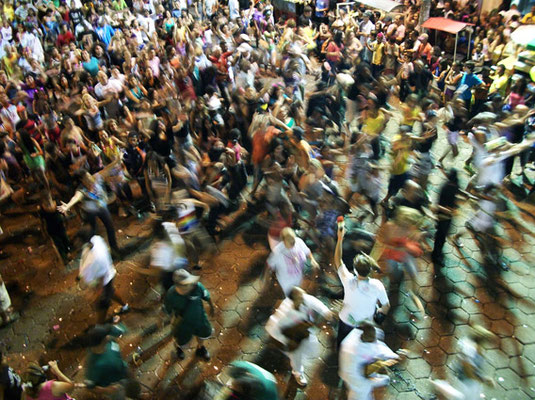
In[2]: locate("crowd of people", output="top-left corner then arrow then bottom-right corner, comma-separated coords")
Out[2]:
0,0 -> 534,398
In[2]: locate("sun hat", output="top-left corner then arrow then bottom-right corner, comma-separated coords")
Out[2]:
173,269 -> 200,285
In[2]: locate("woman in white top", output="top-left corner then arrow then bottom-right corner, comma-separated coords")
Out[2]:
265,228 -> 319,297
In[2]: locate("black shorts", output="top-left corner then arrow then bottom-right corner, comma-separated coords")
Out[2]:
387,172 -> 409,196
97,279 -> 115,310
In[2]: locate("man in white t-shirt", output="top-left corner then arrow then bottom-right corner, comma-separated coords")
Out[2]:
333,223 -> 389,348
150,218 -> 188,291
340,321 -> 401,400
78,230 -> 129,324
266,228 -> 319,297
266,287 -> 333,386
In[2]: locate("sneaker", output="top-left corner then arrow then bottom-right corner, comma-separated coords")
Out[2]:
175,346 -> 185,360
195,346 -> 210,361
292,371 -> 307,387
117,304 -> 130,314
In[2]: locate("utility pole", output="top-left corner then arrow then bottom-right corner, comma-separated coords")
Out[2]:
418,0 -> 431,28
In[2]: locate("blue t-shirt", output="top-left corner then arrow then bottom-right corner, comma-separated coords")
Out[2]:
83,57 -> 100,77
459,73 -> 483,101
316,0 -> 328,16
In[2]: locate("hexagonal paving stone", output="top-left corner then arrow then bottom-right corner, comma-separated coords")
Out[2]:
460,298 -> 482,314
516,299 -> 535,315
406,358 -> 432,379
501,337 -> 524,357
509,355 -> 535,378
455,281 -> 476,298
447,308 -> 470,324
514,325 -> 535,345
482,303 -> 506,320
445,267 -> 468,283
220,310 -> 241,329
472,288 -> 494,304
509,282 -> 531,298
235,285 -> 259,302
504,309 -> 525,327
438,336 -> 457,355
431,319 -> 455,335
502,248 -> 522,263
485,348 -> 510,369
523,343 -> 535,364
440,292 -> 463,309
415,328 -> 440,347
505,389 -> 532,400
422,346 -> 447,367
491,320 -> 514,337
404,340 -> 424,359
522,383 -> 535,398
494,367 -> 522,391
419,286 -> 438,303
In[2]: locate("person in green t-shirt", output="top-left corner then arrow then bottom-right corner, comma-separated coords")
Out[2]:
84,324 -> 140,400
164,269 -> 215,361
215,361 -> 280,400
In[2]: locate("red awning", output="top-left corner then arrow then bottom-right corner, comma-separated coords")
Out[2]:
421,17 -> 469,34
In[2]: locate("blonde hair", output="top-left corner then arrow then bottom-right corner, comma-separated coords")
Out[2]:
280,227 -> 295,241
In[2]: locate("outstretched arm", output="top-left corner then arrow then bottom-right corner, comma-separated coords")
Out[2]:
334,219 -> 345,269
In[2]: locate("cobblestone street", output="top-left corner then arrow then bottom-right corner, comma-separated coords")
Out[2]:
1,112 -> 535,400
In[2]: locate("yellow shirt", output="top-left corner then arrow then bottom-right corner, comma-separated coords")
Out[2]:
371,42 -> 385,66
362,111 -> 385,137
2,53 -> 18,77
522,13 -> 535,24
489,74 -> 509,97
401,105 -> 421,127
391,135 -> 410,175
3,5 -> 14,21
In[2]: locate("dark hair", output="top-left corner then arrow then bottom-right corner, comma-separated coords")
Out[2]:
447,168 -> 458,185
352,253 -> 378,276
87,324 -> 113,347
72,168 -> 90,182
44,141 -> 57,154
23,363 -> 47,397
229,366 -> 264,396
229,128 -> 241,142
292,126 -> 304,141
18,130 -> 35,152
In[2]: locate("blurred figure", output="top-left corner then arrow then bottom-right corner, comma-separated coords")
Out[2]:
22,361 -> 78,399
77,228 -> 129,324
431,326 -> 495,400
333,223 -> 390,347
266,287 -> 333,387
339,321 -> 402,400
163,269 -> 215,361
216,361 -> 280,400
84,324 -> 140,400
0,350 -> 22,400
265,228 -> 319,297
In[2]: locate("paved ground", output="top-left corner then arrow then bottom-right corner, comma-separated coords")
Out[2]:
1,108 -> 535,400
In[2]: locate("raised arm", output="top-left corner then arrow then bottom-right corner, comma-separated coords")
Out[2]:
334,219 -> 345,269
